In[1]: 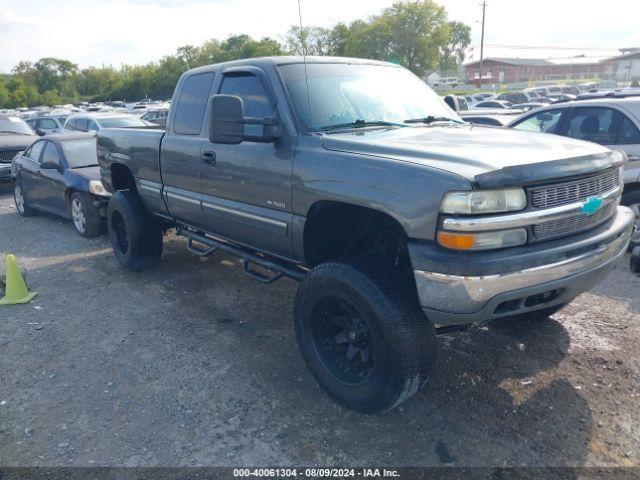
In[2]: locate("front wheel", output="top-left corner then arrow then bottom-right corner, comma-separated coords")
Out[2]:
70,192 -> 102,238
107,190 -> 163,271
294,260 -> 437,413
621,190 -> 640,251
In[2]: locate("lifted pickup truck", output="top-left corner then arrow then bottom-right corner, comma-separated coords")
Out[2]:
98,56 -> 634,413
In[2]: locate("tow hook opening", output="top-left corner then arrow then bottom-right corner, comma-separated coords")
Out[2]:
494,288 -> 564,315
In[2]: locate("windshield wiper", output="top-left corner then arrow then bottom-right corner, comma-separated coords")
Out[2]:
320,119 -> 407,131
404,116 -> 465,125
73,164 -> 99,169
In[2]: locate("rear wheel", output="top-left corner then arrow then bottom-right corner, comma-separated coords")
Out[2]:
621,190 -> 640,251
107,190 -> 163,271
631,247 -> 640,274
14,181 -> 36,217
70,192 -> 101,238
294,259 -> 437,413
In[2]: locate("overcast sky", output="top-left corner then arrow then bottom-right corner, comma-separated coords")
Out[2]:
0,0 -> 638,73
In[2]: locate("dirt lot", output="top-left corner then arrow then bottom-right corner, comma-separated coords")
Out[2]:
0,184 -> 639,468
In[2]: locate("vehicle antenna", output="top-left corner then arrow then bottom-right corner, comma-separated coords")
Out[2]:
297,0 -> 313,130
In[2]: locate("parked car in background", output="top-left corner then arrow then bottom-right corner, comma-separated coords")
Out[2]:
64,113 -> 147,132
510,102 -> 546,112
508,97 -> 640,249
25,116 -> 67,135
474,100 -> 513,109
0,116 -> 36,185
140,108 -> 169,127
458,113 -> 516,126
11,133 -> 110,237
561,86 -> 581,96
496,92 -> 534,105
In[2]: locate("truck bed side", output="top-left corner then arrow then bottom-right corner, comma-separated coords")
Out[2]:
97,127 -> 169,217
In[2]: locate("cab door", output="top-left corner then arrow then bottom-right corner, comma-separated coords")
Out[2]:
199,67 -> 294,258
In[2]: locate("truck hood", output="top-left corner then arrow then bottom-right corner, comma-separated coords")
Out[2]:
0,134 -> 36,150
321,125 -> 622,188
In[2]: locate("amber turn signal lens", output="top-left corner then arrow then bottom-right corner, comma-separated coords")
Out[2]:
437,232 -> 475,250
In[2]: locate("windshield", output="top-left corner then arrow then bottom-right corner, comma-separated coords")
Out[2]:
98,116 -> 147,128
0,117 -> 35,135
60,139 -> 98,168
278,63 -> 461,131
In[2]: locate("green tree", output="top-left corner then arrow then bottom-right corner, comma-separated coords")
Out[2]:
285,26 -> 333,55
439,21 -> 471,75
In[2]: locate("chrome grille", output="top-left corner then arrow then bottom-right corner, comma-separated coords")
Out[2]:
532,202 -> 615,240
0,149 -> 20,163
530,169 -> 619,209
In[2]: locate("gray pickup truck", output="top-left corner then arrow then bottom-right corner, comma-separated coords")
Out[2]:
97,56 -> 634,413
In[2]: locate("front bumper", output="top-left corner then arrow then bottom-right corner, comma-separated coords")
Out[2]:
410,206 -> 634,325
0,164 -> 11,184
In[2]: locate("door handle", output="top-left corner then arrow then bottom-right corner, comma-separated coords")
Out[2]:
201,151 -> 216,166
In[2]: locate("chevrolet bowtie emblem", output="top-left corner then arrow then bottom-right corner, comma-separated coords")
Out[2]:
581,196 -> 603,215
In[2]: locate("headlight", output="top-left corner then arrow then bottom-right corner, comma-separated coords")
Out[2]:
437,228 -> 527,251
440,188 -> 526,215
89,180 -> 110,197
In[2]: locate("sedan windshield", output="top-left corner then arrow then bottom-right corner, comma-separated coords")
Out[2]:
61,139 -> 98,168
0,117 -> 35,135
98,116 -> 147,129
278,63 -> 461,131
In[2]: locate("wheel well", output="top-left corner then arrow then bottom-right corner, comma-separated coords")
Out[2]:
303,202 -> 409,268
111,163 -> 136,192
623,182 -> 640,197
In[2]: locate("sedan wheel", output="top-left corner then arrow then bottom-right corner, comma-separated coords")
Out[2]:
14,184 -> 25,214
71,197 -> 87,234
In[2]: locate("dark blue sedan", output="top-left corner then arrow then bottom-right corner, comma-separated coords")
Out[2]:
11,133 -> 111,237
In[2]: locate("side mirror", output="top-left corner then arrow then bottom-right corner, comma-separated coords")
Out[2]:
36,129 -> 46,136
40,160 -> 60,170
208,94 -> 279,144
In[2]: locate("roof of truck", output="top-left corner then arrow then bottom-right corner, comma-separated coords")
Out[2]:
186,56 -> 401,75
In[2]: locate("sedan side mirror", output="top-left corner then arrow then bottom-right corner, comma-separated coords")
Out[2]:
36,129 -> 46,136
208,94 -> 280,145
40,160 -> 60,170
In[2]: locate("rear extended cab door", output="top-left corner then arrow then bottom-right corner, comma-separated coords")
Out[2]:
160,71 -> 216,229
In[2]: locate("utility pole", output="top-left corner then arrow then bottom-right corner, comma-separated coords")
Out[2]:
479,1 -> 486,88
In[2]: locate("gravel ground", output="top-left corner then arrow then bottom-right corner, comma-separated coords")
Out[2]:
0,184 -> 639,468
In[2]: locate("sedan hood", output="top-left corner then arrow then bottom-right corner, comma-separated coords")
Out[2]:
321,125 -> 620,188
0,134 -> 36,150
71,166 -> 101,180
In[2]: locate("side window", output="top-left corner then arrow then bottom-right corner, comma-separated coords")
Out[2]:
563,107 -> 617,145
618,115 -> 640,145
87,120 -> 99,131
512,109 -> 564,133
39,118 -> 58,130
41,142 -> 61,166
173,72 -> 215,135
76,119 -> 89,132
26,119 -> 36,129
219,73 -> 273,118
65,119 -> 77,130
29,141 -> 46,162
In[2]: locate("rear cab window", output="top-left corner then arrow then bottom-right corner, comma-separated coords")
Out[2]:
173,72 -> 215,135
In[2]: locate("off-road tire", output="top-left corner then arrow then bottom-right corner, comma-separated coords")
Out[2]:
294,259 -> 437,414
14,180 -> 37,217
631,247 -> 640,274
70,192 -> 102,238
107,190 -> 163,271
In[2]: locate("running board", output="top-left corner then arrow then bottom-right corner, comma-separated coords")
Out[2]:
177,227 -> 307,282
